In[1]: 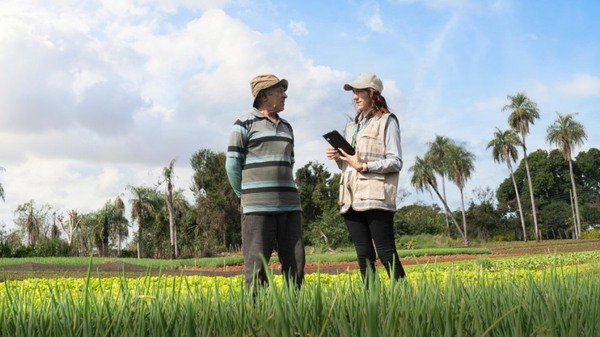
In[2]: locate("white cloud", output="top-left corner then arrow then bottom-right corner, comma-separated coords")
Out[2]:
555,74 -> 600,97
99,0 -> 231,17
1,0 -> 599,232
0,1 -> 350,229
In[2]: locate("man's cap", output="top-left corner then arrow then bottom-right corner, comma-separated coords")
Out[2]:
250,74 -> 288,98
343,73 -> 383,93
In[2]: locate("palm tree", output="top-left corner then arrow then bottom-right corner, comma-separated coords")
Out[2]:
546,112 -> 587,239
128,185 -> 157,259
446,144 -> 475,243
426,135 -> 455,233
409,155 -> 466,244
163,159 -> 178,259
113,195 -> 128,256
503,92 -> 541,240
487,128 -> 527,241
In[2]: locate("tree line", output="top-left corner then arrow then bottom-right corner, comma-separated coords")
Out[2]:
0,93 -> 598,258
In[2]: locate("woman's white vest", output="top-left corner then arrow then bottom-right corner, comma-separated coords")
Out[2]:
339,113 -> 399,214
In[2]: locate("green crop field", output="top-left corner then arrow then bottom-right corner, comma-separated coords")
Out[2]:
1,250 -> 599,337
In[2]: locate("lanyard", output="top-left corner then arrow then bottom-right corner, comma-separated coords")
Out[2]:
351,123 -> 360,147
352,110 -> 374,147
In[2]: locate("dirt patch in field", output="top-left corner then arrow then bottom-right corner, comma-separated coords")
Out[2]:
0,262 -> 168,281
179,254 -> 485,277
1,239 -> 598,280
179,238 -> 600,277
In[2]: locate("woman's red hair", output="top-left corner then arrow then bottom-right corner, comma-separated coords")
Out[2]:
370,89 -> 390,115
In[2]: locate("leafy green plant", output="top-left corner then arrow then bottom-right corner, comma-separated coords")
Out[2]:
1,252 -> 599,336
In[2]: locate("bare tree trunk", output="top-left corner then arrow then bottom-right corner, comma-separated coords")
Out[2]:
164,160 -> 178,259
522,140 -> 540,241
509,165 -> 527,241
569,189 -> 576,238
568,159 -> 582,239
117,234 -> 122,256
137,221 -> 142,259
431,185 -> 466,244
174,221 -> 178,257
167,201 -> 176,259
459,188 -> 468,245
319,229 -> 334,252
166,188 -> 176,259
441,175 -> 450,234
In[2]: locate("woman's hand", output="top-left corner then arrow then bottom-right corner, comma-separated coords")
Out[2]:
338,148 -> 363,171
326,147 -> 341,161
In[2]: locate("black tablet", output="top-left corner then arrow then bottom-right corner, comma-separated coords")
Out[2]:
323,130 -> 355,155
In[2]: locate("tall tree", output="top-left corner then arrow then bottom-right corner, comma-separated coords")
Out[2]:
409,155 -> 466,243
295,161 -> 340,249
446,144 -> 475,242
128,185 -> 157,259
168,189 -> 194,256
162,159 -> 178,259
145,192 -> 169,258
113,196 -> 128,256
57,210 -> 80,247
487,128 -> 527,241
92,201 -> 118,257
503,92 -> 541,240
76,212 -> 97,256
101,204 -> 111,256
191,149 -> 240,255
575,148 -> 600,195
295,161 -> 338,224
426,135 -> 455,233
546,112 -> 587,239
14,200 -> 54,245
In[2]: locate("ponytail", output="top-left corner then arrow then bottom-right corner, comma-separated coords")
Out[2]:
371,90 -> 391,115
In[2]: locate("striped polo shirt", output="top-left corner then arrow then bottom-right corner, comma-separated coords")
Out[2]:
225,109 -> 301,214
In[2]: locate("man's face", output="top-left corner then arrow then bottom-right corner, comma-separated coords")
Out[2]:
264,86 -> 287,113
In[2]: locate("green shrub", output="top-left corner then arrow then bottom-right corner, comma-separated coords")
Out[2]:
582,229 -> 600,239
491,234 -> 512,242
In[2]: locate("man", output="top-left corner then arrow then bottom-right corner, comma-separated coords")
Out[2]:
225,74 -> 305,289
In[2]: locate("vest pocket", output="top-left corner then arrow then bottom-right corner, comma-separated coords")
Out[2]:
339,171 -> 351,206
356,174 -> 385,200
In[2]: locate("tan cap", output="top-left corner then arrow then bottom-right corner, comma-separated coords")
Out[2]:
250,74 -> 288,97
343,73 -> 383,93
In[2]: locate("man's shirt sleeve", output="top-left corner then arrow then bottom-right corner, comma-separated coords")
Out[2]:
225,157 -> 242,197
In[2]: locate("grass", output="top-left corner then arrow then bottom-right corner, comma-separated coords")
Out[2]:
1,257 -> 599,337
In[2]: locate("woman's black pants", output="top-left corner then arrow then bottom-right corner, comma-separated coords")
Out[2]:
343,208 -> 405,281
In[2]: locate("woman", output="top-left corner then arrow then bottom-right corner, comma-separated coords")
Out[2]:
326,72 -> 406,282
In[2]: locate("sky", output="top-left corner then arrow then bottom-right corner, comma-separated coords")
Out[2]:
1,0 -> 599,232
